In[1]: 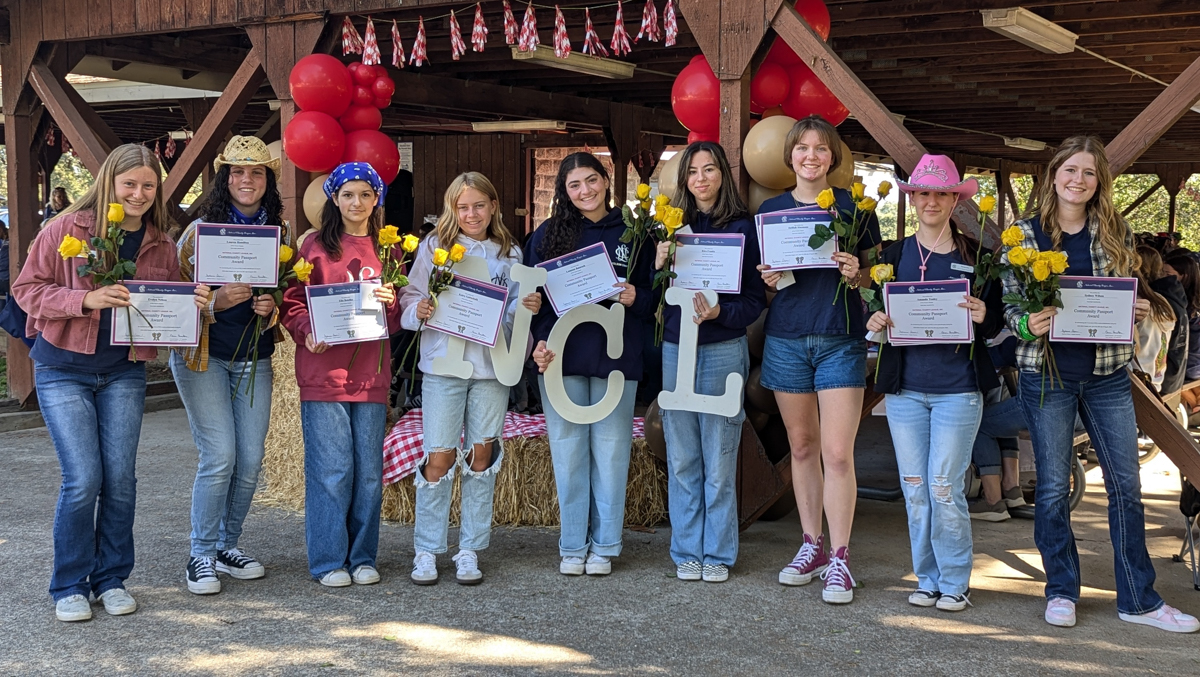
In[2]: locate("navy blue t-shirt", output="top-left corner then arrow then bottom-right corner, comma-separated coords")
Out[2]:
758,188 -> 881,338
894,236 -> 978,394
203,208 -> 278,362
32,224 -> 147,374
1031,224 -> 1096,381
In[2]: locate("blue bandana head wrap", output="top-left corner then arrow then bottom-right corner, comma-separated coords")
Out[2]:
324,162 -> 387,205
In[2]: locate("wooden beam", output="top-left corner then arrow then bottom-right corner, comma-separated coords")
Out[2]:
1121,180 -> 1163,217
3,112 -> 39,403
679,0 -> 784,78
1107,55 -> 1200,174
1131,374 -> 1200,481
26,61 -> 121,175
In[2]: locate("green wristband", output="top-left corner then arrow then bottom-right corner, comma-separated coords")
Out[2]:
1017,314 -> 1037,342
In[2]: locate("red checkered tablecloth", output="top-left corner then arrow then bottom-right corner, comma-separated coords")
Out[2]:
383,409 -> 646,484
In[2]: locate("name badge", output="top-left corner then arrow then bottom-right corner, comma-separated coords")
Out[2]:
950,262 -> 974,273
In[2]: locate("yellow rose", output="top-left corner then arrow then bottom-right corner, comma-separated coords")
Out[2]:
856,197 -> 878,212
449,243 -> 467,263
870,263 -> 894,285
378,225 -> 401,246
641,199 -> 652,213
978,195 -> 997,215
58,234 -> 84,260
401,234 -> 420,253
107,203 -> 125,223
292,257 -> 314,282
655,193 -> 671,207
1001,225 -> 1023,248
1007,246 -> 1029,267
816,189 -> 836,210
279,244 -> 294,264
636,183 -> 651,200
877,181 -> 892,198
1031,259 -> 1050,281
851,182 -> 865,200
1051,251 -> 1069,274
433,248 -> 450,267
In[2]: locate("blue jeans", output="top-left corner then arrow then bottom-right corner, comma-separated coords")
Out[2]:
540,375 -> 638,558
1019,368 -> 1163,615
36,363 -> 146,601
414,374 -> 508,554
971,395 -> 1025,476
662,337 -> 747,566
170,352 -> 273,558
885,389 -> 982,596
300,400 -> 386,578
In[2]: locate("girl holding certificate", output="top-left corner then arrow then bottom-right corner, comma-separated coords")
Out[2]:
401,172 -> 540,586
756,115 -> 880,603
864,155 -> 1003,612
280,162 -> 401,589
1001,136 -> 1198,633
172,136 -> 289,595
655,142 -> 767,583
525,152 -> 656,576
13,144 -> 210,622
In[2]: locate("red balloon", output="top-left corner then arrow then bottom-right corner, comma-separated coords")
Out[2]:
283,111 -> 346,173
373,65 -> 390,80
348,61 -> 364,77
796,0 -> 831,40
352,62 -> 377,86
341,129 -> 400,184
671,61 -> 720,134
372,77 -> 396,99
751,62 -> 791,109
764,39 -> 802,67
339,104 -> 383,132
353,86 -> 374,107
289,54 -> 353,117
373,96 -> 392,109
689,54 -> 709,67
781,64 -> 849,125
687,131 -> 719,145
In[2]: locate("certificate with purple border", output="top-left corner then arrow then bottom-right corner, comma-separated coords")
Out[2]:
194,223 -> 281,287
884,279 -> 974,345
110,281 -> 201,347
536,242 -> 621,317
1050,276 -> 1137,344
671,233 -> 745,294
755,208 -> 837,271
306,282 -> 389,346
426,275 -> 510,347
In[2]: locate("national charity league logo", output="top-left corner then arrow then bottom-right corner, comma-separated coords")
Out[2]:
614,244 -> 630,264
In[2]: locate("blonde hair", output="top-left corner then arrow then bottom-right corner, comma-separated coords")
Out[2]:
434,172 -> 517,257
1036,136 -> 1134,277
1136,245 -> 1175,324
60,144 -> 169,238
783,114 -> 842,175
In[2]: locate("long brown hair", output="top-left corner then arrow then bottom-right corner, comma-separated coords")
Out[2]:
1036,136 -> 1134,277
317,182 -> 384,261
672,142 -> 749,230
433,172 -> 518,257
60,144 -> 169,238
1136,245 -> 1175,324
1165,251 -> 1200,317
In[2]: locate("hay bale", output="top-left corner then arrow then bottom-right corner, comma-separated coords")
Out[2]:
257,340 -> 307,513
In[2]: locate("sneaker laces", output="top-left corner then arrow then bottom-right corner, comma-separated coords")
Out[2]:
192,556 -> 217,579
221,548 -> 254,566
452,550 -> 478,570
413,551 -> 436,571
820,555 -> 855,591
787,542 -> 819,571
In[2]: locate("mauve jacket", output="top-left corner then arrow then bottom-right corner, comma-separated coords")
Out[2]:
12,209 -> 181,361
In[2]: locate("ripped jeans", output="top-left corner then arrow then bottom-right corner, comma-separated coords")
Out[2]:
885,389 -> 983,596
414,374 -> 508,554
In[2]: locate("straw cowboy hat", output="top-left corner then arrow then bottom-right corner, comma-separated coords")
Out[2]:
213,135 -> 281,177
896,154 -> 978,202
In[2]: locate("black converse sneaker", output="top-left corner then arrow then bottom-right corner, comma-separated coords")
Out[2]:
216,548 -> 266,580
187,556 -> 221,595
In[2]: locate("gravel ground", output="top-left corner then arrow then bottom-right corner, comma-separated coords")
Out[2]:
2,409 -> 1198,676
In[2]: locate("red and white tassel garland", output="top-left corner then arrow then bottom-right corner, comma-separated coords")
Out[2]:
503,1 -> 519,45
611,1 -> 632,56
341,16 -> 364,55
362,18 -> 381,65
449,10 -> 467,61
472,3 -> 489,53
582,8 -> 609,57
553,6 -> 571,58
663,0 -> 678,47
411,17 -> 428,66
518,2 -> 540,52
636,0 -> 660,43
165,135 -> 176,159
45,126 -> 55,146
153,139 -> 162,162
392,20 -> 406,68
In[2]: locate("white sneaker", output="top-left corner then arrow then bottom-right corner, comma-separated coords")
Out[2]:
908,589 -> 940,608
675,561 -> 702,581
98,588 -> 137,616
411,551 -> 438,585
1119,604 -> 1200,633
1045,598 -> 1076,627
318,569 -> 352,587
702,564 -> 729,583
452,550 -> 483,585
216,548 -> 265,580
936,591 -> 972,612
55,594 -> 91,622
351,565 -> 380,585
187,556 -> 221,595
585,553 -> 611,576
560,556 -> 585,576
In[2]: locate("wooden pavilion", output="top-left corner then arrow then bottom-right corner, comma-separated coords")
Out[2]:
3,0 -> 1200,520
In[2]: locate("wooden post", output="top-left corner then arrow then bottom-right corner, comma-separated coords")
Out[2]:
605,103 -> 638,204
997,161 -> 1009,230
1108,55 -> 1200,174
3,112 -> 39,403
894,162 -> 908,240
1157,170 -> 1192,234
1121,180 -> 1163,217
719,73 -> 752,202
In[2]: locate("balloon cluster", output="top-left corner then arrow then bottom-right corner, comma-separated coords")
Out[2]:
283,53 -> 401,185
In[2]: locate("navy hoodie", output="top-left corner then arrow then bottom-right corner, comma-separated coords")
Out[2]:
662,212 -> 768,345
525,207 -> 656,380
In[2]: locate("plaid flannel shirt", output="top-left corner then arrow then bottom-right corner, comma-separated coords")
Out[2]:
174,219 -> 293,372
1000,216 -> 1134,376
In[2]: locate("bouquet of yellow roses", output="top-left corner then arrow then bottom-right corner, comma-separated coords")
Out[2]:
650,203 -> 685,345
378,225 -> 420,289
1001,231 -> 1069,403
620,184 -> 672,279
806,182 -> 887,331
860,263 -> 895,380
398,242 -> 467,381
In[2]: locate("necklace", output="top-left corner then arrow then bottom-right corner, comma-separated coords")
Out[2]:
915,224 -> 950,281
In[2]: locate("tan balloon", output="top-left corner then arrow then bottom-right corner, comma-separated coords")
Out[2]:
743,114 -> 799,190
656,151 -> 683,202
827,140 -> 855,189
749,180 -> 787,215
266,139 -> 283,160
761,106 -> 785,118
303,173 -> 330,228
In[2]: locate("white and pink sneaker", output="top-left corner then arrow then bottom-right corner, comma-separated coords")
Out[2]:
1119,604 -> 1200,633
1045,598 -> 1076,627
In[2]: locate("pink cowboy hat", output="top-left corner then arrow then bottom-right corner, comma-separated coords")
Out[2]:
896,154 -> 978,202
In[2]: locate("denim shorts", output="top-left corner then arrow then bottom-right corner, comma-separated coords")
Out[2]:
760,333 -> 866,393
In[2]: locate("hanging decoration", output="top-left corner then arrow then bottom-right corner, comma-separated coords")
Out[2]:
165,135 -> 177,159
472,3 -> 489,53
62,136 -> 71,154
582,8 -> 608,56
519,2 -> 540,52
392,20 -> 406,68
153,139 -> 162,162
341,16 -> 364,55
664,0 -> 678,47
362,17 -> 381,66
503,1 -> 519,45
45,126 -> 55,146
412,17 -> 428,66
611,1 -> 632,56
553,6 -> 571,58
636,0 -> 660,43
449,10 -> 467,61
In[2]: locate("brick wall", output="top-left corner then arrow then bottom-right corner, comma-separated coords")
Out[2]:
532,148 -> 666,226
